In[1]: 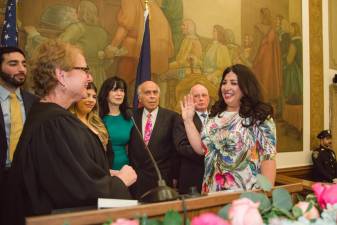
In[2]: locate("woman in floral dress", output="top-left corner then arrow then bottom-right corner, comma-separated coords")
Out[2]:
181,64 -> 276,193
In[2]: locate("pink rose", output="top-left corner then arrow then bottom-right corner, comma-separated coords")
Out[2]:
110,218 -> 139,225
312,183 -> 337,209
191,212 -> 230,225
228,198 -> 263,225
294,201 -> 320,220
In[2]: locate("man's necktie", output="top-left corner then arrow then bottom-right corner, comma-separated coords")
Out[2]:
9,92 -> 23,160
200,112 -> 208,125
144,113 -> 152,145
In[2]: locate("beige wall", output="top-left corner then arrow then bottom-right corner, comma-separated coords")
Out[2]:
288,0 -> 302,26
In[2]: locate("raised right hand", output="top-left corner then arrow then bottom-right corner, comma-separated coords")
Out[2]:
180,94 -> 195,122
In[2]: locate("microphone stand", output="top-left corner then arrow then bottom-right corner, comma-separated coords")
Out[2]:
128,110 -> 179,203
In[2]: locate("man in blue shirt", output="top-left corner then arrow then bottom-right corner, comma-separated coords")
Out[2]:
0,47 -> 37,175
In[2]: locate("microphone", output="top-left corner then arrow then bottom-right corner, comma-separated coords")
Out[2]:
126,109 -> 178,203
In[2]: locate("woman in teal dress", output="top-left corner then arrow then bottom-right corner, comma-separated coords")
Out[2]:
98,77 -> 133,170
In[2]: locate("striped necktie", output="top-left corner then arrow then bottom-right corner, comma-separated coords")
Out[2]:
9,92 -> 23,160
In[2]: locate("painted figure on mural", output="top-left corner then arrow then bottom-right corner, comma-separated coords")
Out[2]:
104,0 -> 174,85
275,14 -> 291,76
169,18 -> 203,71
160,18 -> 202,108
160,0 -> 184,57
252,8 -> 282,114
284,22 -> 303,105
236,33 -> 254,67
223,28 -> 241,64
24,0 -> 109,89
202,25 -> 232,85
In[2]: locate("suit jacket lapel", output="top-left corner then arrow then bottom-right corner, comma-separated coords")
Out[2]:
148,107 -> 163,146
0,104 -> 4,134
193,114 -> 203,132
21,89 -> 31,115
135,108 -> 144,139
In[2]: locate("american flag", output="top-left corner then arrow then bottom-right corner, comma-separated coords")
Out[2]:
0,0 -> 17,47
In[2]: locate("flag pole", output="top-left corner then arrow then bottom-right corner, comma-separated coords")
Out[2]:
133,0 -> 152,109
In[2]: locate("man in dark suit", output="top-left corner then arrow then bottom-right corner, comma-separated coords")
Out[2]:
312,130 -> 337,183
128,81 -> 180,199
175,84 -> 209,194
0,47 -> 37,182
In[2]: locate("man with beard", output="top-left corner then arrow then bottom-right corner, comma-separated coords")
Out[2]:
0,47 -> 37,172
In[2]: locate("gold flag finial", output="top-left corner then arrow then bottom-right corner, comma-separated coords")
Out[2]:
145,0 -> 149,11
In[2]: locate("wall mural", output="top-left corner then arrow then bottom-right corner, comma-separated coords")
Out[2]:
13,0 -> 303,152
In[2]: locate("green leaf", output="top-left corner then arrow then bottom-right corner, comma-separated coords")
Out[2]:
295,193 -> 304,202
218,204 -> 231,220
240,192 -> 272,212
256,174 -> 272,191
271,207 -> 294,220
292,206 -> 303,219
262,210 -> 278,224
163,210 -> 182,225
272,188 -> 293,212
305,194 -> 318,204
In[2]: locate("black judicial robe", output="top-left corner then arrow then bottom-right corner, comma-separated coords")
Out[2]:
1,102 -> 130,225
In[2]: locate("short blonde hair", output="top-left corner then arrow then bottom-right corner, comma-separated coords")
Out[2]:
30,39 -> 83,97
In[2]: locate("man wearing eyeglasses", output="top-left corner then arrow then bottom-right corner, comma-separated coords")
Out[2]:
174,84 -> 209,195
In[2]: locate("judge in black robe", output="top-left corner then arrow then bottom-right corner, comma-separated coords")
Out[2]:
0,40 -> 135,225
1,103 -> 132,224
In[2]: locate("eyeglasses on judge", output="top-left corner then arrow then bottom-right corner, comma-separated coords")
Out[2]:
71,66 -> 90,74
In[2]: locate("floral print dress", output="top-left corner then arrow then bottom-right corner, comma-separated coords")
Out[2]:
201,111 -> 276,193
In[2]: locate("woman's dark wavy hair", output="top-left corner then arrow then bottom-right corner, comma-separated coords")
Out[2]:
210,64 -> 273,127
98,76 -> 131,120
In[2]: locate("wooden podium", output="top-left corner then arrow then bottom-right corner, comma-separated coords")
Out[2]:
26,183 -> 306,225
